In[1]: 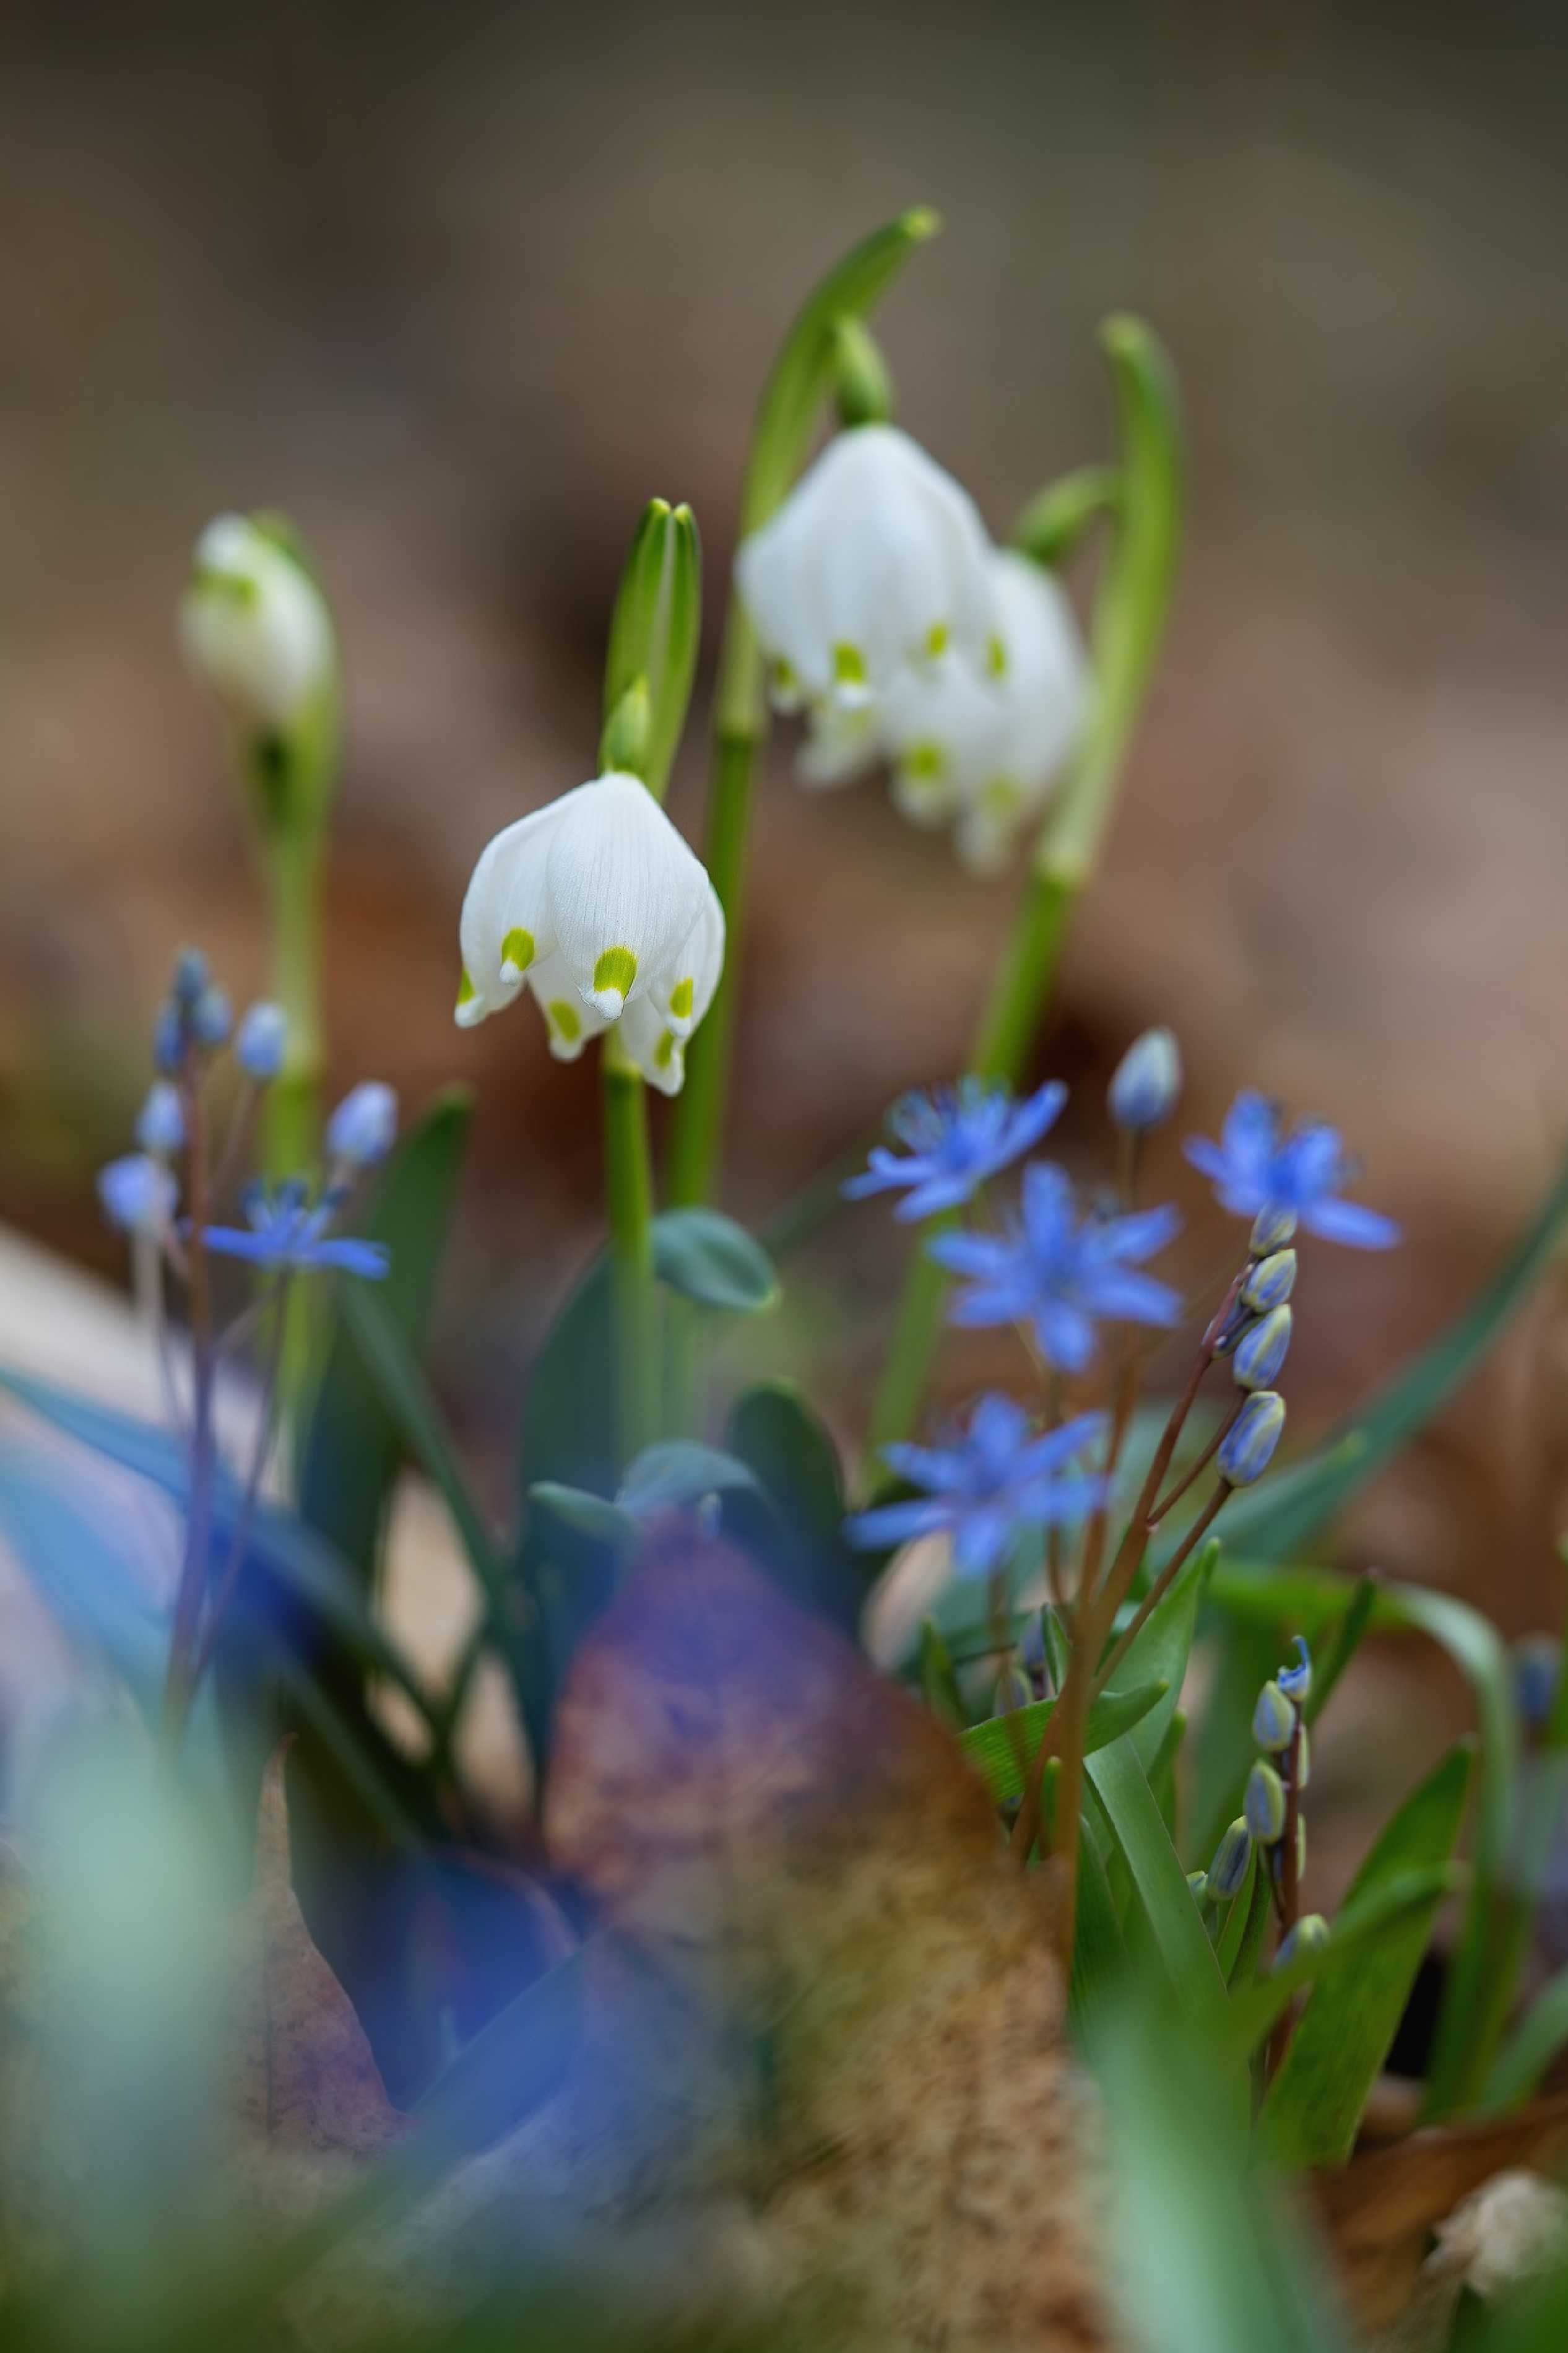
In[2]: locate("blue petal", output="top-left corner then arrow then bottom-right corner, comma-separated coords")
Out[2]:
1021,1160 -> 1076,1252
1221,1091 -> 1279,1178
953,1508 -> 1011,1578
967,1392 -> 1033,1468
313,1238 -> 391,1279
1034,1299 -> 1097,1372
842,1148 -> 921,1200
927,1230 -> 1010,1277
1001,1078 -> 1068,1163
1023,1471 -> 1110,1526
843,1497 -> 949,1551
880,1439 -> 971,1494
1299,1195 -> 1401,1250
1016,1409 -> 1110,1478
894,1170 -> 981,1222
949,1281 -> 1037,1330
1101,1201 -> 1182,1262
1084,1266 -> 1184,1328
202,1225 -> 284,1264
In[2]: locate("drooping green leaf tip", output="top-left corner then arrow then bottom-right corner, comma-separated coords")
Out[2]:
898,205 -> 943,243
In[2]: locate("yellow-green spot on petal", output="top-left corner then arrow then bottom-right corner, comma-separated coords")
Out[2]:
832,642 -> 868,689
980,775 -> 1024,819
924,621 -> 951,661
654,1030 -> 677,1070
593,946 -> 637,1003
669,976 -> 694,1022
904,741 -> 948,781
456,968 -> 476,1007
987,632 -> 1009,679
500,926 -> 535,975
548,999 -> 581,1044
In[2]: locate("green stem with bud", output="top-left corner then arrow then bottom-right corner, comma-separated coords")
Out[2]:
865,315 -> 1183,1472
665,207 -> 942,1213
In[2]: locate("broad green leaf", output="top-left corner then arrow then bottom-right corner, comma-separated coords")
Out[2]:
1223,1135 -> 1568,1564
298,1087 -> 473,1586
336,1279 -> 507,1609
1069,1831 -> 1130,2032
1111,1536 -> 1219,1772
960,1680 -> 1167,1805
1085,1738 -> 1227,2020
1226,1864 -> 1463,2060
1262,1741 -> 1474,2165
726,1381 -> 874,1633
618,1440 -> 763,1515
1479,1963 -> 1568,2112
1304,1572 -> 1378,1729
514,1246 -> 616,1508
1226,1856 -> 1274,1990
651,1208 -> 779,1314
528,1482 -> 639,1555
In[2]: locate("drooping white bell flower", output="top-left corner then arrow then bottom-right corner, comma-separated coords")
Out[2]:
455,772 -> 724,1092
735,424 -> 995,715
881,549 -> 1090,872
180,515 -> 334,733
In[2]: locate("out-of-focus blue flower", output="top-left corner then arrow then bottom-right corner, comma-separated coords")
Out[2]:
1233,1304 -> 1292,1390
191,985 -> 232,1048
844,1076 -> 1066,1222
235,1001 -> 288,1081
152,1002 -> 185,1074
929,1161 -> 1181,1373
1218,1389 -> 1285,1486
134,1081 -> 186,1156
1108,1027 -> 1182,1133
1184,1092 -> 1400,1249
98,1154 -> 178,1236
1277,1635 -> 1312,1706
170,948 -> 210,1007
202,1180 -> 388,1279
325,1081 -> 398,1170
1513,1635 -> 1561,1732
844,1392 -> 1107,1578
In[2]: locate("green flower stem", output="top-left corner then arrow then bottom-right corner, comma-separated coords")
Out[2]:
602,1029 -> 660,1468
864,316 -> 1182,1474
666,207 -> 941,1213
262,819 -> 326,1181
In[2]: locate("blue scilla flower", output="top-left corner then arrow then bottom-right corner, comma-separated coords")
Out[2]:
202,1180 -> 389,1280
844,1393 -> 1108,1578
1108,1027 -> 1182,1133
929,1162 -> 1182,1373
1277,1635 -> 1312,1706
134,1081 -> 186,1156
1184,1091 -> 1400,1249
98,1154 -> 178,1236
843,1076 -> 1067,1222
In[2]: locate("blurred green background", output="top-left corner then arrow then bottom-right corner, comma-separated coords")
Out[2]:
2,0 -> 1567,1622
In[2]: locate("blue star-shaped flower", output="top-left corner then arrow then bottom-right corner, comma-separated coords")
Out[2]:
202,1180 -> 389,1280
844,1393 -> 1108,1578
1183,1092 -> 1400,1249
928,1161 -> 1182,1373
843,1076 -> 1067,1222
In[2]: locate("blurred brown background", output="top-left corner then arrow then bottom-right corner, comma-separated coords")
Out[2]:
3,0 -> 1567,1625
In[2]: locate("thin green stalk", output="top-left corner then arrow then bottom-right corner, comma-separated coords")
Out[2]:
602,1033 -> 659,1469
262,820 -> 326,1180
666,207 -> 942,1211
866,317 -> 1182,1464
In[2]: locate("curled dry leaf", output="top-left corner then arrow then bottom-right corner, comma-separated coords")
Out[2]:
519,1526 -> 1112,2352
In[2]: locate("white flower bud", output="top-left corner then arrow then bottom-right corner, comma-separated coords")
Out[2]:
737,425 -> 995,711
180,514 -> 333,733
456,773 -> 723,1095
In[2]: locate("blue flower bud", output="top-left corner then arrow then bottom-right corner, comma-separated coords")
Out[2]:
1109,1027 -> 1182,1134
1186,1869 -> 1209,1901
1207,1817 -> 1252,1900
191,986 -> 232,1048
994,1664 -> 1033,1716
98,1153 -> 178,1235
1241,1248 -> 1296,1314
326,1080 -> 397,1169
1514,1635 -> 1562,1733
1273,1913 -> 1330,1972
1245,1759 -> 1286,1844
1249,1203 -> 1297,1256
152,1003 -> 185,1074
134,1081 -> 186,1157
170,947 -> 210,1007
1219,1390 -> 1285,1487
1233,1304 -> 1292,1390
235,1001 -> 288,1082
1277,1634 -> 1312,1705
1252,1679 -> 1295,1752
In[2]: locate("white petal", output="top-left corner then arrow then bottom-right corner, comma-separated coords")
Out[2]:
795,695 -> 885,789
456,786 -> 589,1026
618,995 -> 687,1095
181,516 -> 332,729
545,773 -> 708,1018
982,550 -> 1090,795
524,948 -> 613,1061
649,880 -> 726,1037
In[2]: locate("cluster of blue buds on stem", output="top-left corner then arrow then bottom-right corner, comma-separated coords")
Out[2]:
98,946 -> 396,1287
1240,1636 -> 1330,1967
